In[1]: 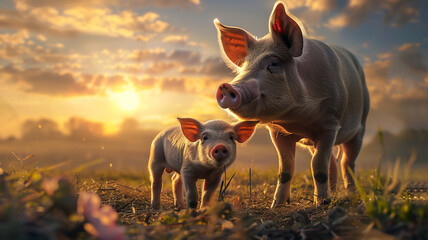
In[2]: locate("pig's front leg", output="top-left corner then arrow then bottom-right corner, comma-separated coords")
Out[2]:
311,128 -> 339,205
182,173 -> 199,209
200,171 -> 222,209
268,125 -> 299,208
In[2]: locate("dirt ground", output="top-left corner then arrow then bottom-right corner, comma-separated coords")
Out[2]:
76,170 -> 407,240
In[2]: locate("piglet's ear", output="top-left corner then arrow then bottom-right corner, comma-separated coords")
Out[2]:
269,2 -> 303,57
234,121 -> 259,143
214,19 -> 256,69
177,118 -> 202,142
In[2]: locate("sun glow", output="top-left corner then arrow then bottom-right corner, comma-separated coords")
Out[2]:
113,89 -> 140,111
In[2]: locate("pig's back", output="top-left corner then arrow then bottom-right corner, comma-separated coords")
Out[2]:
158,126 -> 188,172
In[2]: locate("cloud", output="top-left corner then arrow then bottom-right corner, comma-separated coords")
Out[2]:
179,57 -> 232,77
130,76 -> 157,90
158,77 -> 187,92
36,34 -> 46,41
397,43 -> 427,74
0,64 -> 148,96
144,61 -> 182,74
364,42 -> 428,110
127,49 -> 167,62
162,35 -> 200,46
0,64 -> 94,96
325,0 -> 421,29
0,3 -> 170,39
364,43 -> 428,136
15,0 -> 200,10
0,10 -> 79,38
285,0 -> 340,12
0,30 -> 29,46
112,63 -> 143,74
0,33 -> 71,65
168,50 -> 201,65
377,52 -> 392,59
365,59 -> 392,84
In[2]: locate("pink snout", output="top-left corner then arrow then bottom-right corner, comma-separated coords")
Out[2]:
216,83 -> 241,109
211,144 -> 229,161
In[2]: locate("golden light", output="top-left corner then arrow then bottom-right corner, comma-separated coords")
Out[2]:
113,89 -> 140,111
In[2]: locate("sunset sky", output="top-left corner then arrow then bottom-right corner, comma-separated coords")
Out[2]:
0,0 -> 427,139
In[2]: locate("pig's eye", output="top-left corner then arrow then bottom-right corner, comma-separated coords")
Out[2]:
267,61 -> 279,74
203,136 -> 208,141
229,136 -> 234,141
269,61 -> 278,67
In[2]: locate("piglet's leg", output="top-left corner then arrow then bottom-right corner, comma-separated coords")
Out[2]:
182,174 -> 198,209
172,172 -> 185,209
200,172 -> 222,209
268,126 -> 299,208
149,166 -> 164,210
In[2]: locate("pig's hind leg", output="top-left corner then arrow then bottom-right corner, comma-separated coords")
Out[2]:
149,140 -> 166,210
172,172 -> 185,209
341,128 -> 364,193
328,146 -> 341,192
310,128 -> 340,205
308,146 -> 339,192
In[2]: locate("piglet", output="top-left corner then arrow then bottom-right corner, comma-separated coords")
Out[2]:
149,118 -> 258,209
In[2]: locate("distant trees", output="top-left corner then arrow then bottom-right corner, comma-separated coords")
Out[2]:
65,117 -> 104,141
17,117 -> 157,143
20,117 -> 104,141
21,118 -> 63,140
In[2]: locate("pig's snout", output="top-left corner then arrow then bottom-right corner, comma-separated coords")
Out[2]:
211,144 -> 229,161
216,83 -> 241,109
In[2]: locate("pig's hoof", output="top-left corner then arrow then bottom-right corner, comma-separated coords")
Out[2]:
314,196 -> 331,205
188,200 -> 198,209
345,185 -> 358,194
270,198 -> 291,208
174,203 -> 185,210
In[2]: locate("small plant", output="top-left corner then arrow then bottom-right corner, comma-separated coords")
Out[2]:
218,166 -> 236,202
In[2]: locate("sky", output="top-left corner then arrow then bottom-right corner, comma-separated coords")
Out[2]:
0,0 -> 427,139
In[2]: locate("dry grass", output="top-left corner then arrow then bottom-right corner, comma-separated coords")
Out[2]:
73,166 -> 427,239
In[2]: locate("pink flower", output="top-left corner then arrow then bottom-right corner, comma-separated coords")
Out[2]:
78,192 -> 126,240
42,176 -> 60,196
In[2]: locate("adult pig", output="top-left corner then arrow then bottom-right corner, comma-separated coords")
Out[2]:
149,118 -> 258,209
214,1 -> 369,206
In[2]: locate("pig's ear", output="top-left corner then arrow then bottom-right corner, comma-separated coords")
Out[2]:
269,2 -> 304,57
234,121 -> 259,143
214,18 -> 256,69
177,118 -> 202,142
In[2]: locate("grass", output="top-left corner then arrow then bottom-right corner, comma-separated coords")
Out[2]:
1,163 -> 426,240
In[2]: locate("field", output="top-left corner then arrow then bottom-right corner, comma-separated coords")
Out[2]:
1,157 -> 427,240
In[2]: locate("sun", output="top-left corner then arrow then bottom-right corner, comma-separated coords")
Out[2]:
113,89 -> 140,111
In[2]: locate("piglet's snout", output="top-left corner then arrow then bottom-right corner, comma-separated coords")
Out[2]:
211,144 -> 229,161
216,83 -> 241,109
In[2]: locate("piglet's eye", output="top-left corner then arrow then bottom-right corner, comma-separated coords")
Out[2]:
203,136 -> 208,141
229,136 -> 234,141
